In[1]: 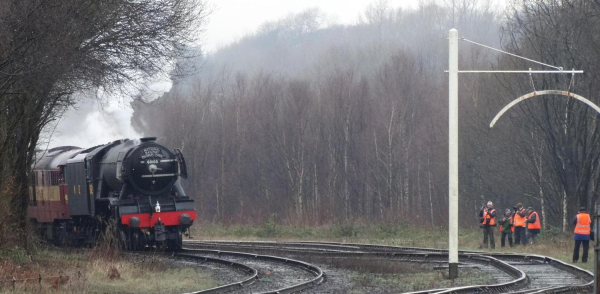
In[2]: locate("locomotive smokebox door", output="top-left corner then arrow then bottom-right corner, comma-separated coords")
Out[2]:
126,143 -> 178,196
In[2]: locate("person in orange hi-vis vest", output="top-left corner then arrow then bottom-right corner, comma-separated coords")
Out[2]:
573,207 -> 592,263
512,203 -> 528,246
479,201 -> 497,249
498,209 -> 514,248
525,207 -> 541,244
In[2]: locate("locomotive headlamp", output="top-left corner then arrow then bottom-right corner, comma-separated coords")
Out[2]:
180,213 -> 192,225
130,217 -> 140,228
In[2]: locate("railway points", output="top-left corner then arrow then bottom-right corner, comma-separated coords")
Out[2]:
182,240 -> 593,293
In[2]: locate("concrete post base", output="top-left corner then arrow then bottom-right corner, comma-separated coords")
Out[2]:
449,262 -> 458,279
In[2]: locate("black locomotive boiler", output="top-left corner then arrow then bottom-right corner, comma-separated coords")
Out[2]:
28,137 -> 195,250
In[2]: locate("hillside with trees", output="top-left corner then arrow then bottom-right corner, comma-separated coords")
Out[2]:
133,0 -> 600,231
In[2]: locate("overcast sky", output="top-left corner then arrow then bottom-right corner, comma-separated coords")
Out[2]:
203,0 -> 418,52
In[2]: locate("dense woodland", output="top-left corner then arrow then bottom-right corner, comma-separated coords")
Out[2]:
132,0 -> 600,230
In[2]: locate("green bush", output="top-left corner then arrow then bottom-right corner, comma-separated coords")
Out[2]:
231,225 -> 256,237
542,226 -> 568,239
257,215 -> 280,238
5,246 -> 30,263
330,223 -> 360,237
375,224 -> 398,238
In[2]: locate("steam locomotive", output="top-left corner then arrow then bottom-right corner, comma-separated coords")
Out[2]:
27,137 -> 195,250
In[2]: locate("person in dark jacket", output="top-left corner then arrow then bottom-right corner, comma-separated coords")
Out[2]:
525,207 -> 541,244
479,201 -> 497,249
573,207 -> 592,263
512,203 -> 528,246
498,209 -> 513,248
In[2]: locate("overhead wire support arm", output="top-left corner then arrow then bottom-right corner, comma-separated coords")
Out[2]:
445,70 -> 584,74
459,38 -> 566,71
448,38 -> 583,74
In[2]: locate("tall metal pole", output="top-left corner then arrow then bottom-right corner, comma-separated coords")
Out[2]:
448,28 -> 459,279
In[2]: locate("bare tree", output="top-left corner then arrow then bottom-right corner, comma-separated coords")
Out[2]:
500,0 -> 600,228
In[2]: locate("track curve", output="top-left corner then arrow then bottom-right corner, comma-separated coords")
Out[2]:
183,240 -> 593,294
176,253 -> 258,294
177,248 -> 324,293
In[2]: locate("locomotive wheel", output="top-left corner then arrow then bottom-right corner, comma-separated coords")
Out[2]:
118,230 -> 127,250
125,230 -> 133,251
131,231 -> 139,251
52,221 -> 66,246
127,230 -> 144,251
167,227 -> 183,251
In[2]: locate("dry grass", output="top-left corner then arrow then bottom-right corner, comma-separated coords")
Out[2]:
0,247 -> 218,293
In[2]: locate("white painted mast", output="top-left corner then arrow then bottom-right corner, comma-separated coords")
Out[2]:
448,28 -> 459,279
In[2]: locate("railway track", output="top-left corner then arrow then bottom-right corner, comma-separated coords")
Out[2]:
175,253 -> 258,293
183,240 -> 594,294
54,246 -> 324,294
175,248 -> 324,293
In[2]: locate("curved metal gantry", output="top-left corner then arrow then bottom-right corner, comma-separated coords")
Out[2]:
489,90 -> 600,128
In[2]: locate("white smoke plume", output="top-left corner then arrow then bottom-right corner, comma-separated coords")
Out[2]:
45,78 -> 171,149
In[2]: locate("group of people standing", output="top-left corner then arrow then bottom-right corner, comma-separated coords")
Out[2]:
479,201 -> 540,249
479,201 -> 594,264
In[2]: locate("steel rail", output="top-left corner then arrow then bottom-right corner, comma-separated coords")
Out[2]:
176,253 -> 258,294
184,240 -> 593,294
179,248 -> 325,294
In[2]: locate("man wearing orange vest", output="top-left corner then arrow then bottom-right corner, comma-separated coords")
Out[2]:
512,203 -> 528,246
525,207 -> 541,244
479,201 -> 496,249
573,207 -> 592,263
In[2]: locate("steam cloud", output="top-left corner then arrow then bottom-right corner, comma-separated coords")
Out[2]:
46,79 -> 171,149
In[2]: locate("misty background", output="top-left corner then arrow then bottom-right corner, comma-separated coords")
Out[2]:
45,0 -> 600,231
48,0 -> 503,149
